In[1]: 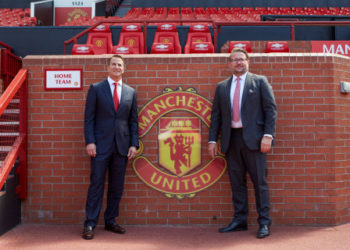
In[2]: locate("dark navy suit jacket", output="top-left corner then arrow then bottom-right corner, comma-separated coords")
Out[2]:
84,79 -> 139,156
209,72 -> 277,153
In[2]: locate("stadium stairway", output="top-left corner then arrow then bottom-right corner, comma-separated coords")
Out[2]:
115,0 -> 132,18
0,97 -> 22,236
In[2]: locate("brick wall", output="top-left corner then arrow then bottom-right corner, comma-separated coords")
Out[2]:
22,52 -> 350,226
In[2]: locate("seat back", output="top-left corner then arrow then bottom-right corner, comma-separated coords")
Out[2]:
265,41 -> 289,53
190,42 -> 214,53
86,24 -> 113,54
228,41 -> 252,53
117,24 -> 145,54
151,43 -> 174,54
72,44 -> 94,55
152,24 -> 182,54
184,24 -> 214,53
111,45 -> 134,54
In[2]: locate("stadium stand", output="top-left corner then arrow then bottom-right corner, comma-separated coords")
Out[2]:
0,8 -> 36,26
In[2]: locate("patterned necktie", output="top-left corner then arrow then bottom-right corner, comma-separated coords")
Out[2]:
232,77 -> 241,122
113,82 -> 119,111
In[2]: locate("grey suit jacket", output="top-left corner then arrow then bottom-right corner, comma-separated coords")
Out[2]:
84,79 -> 139,157
209,72 -> 277,153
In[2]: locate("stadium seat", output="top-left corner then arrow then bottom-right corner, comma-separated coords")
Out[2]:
265,41 -> 289,53
189,42 -> 214,53
228,41 -> 252,53
116,24 -> 145,54
72,44 -> 95,55
111,45 -> 134,54
86,24 -> 113,54
151,23 -> 182,54
184,24 -> 214,53
151,43 -> 174,54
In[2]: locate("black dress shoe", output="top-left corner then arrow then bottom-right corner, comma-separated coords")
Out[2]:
105,223 -> 126,234
219,221 -> 248,233
257,225 -> 270,238
82,226 -> 94,240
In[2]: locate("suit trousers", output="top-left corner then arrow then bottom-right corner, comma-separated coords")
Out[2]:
226,128 -> 271,226
84,148 -> 127,228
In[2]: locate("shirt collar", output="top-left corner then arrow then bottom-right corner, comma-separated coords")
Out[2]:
232,72 -> 248,83
107,77 -> 122,86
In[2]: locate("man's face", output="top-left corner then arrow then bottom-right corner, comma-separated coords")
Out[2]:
107,57 -> 124,79
228,52 -> 249,76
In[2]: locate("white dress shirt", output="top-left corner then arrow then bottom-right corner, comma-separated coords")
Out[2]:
107,77 -> 122,104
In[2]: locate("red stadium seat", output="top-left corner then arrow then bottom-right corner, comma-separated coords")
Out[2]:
151,43 -> 174,54
111,45 -> 134,54
72,44 -> 95,55
228,41 -> 252,53
184,24 -> 214,53
265,41 -> 289,53
151,23 -> 182,54
189,42 -> 214,53
116,24 -> 145,54
86,24 -> 113,54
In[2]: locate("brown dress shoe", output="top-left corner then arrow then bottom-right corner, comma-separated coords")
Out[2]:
105,223 -> 126,234
82,226 -> 94,240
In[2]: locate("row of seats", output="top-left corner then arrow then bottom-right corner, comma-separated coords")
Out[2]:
72,23 -> 215,54
228,41 -> 289,53
0,8 -> 36,26
62,6 -> 350,26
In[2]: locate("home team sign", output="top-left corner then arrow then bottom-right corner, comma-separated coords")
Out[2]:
45,69 -> 82,90
133,87 -> 226,199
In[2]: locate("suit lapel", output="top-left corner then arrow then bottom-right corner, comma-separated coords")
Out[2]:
241,73 -> 252,107
118,83 -> 130,112
101,80 -> 115,112
224,76 -> 233,110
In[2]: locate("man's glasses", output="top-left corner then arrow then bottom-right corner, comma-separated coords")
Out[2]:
229,58 -> 247,63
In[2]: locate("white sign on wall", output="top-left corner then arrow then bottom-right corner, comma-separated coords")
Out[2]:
45,69 -> 82,90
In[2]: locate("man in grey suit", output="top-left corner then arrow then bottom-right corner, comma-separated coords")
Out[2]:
82,55 -> 139,239
208,48 -> 277,238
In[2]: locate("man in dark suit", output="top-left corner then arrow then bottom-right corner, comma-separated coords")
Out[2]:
82,54 -> 139,240
208,48 -> 277,238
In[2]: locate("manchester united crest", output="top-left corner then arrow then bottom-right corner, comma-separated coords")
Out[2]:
159,117 -> 201,177
133,87 -> 226,199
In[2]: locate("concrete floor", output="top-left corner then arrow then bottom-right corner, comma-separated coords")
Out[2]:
1,223 -> 350,250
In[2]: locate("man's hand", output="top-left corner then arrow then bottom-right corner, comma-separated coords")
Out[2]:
86,143 -> 97,157
128,146 -> 137,160
260,136 -> 272,153
208,143 -> 218,159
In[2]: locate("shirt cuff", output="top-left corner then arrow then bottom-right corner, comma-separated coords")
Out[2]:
208,141 -> 217,144
263,134 -> 273,139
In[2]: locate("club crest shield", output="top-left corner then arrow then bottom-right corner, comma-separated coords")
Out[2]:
159,117 -> 201,177
133,87 -> 226,199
